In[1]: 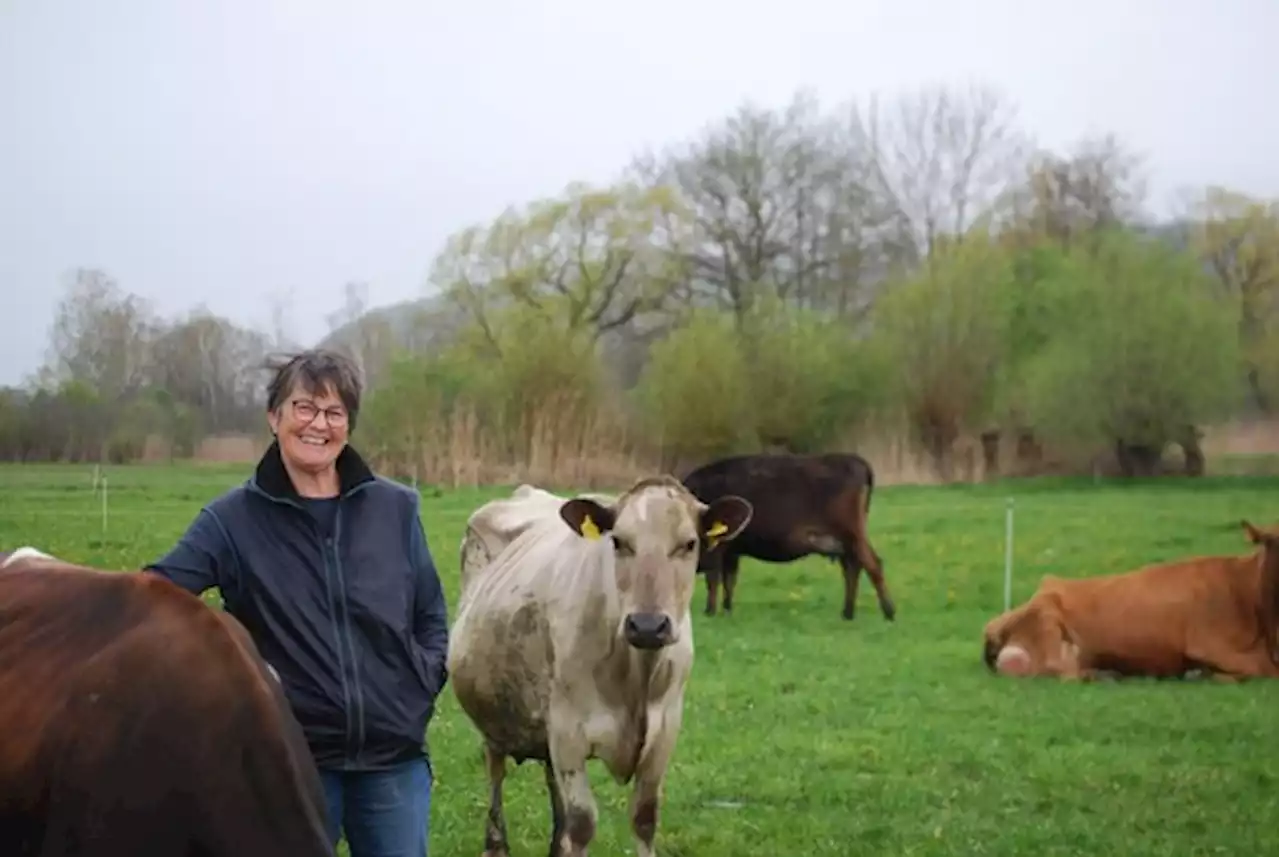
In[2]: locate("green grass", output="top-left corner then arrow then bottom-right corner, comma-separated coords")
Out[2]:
1,463 -> 1277,856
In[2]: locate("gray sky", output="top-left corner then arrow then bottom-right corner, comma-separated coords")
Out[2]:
1,0 -> 1276,386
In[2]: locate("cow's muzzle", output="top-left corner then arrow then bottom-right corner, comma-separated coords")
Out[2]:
624,612 -> 675,650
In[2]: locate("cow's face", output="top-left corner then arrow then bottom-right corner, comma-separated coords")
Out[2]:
560,479 -> 752,650
983,601 -> 1080,678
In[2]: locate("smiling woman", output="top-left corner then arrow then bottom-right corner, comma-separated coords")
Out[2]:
143,348 -> 450,857
265,351 -> 362,498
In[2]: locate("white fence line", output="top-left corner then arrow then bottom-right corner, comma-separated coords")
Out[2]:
6,480 -> 1274,620
6,471 -> 1273,609
1004,499 -> 1014,613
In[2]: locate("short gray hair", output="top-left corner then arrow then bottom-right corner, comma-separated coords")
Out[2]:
265,350 -> 364,430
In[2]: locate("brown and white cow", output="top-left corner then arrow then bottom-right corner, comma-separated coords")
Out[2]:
0,549 -> 332,856
448,477 -> 752,857
0,546 -> 55,568
982,520 -> 1279,681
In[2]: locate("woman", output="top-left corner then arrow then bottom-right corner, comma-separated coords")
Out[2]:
146,349 -> 449,857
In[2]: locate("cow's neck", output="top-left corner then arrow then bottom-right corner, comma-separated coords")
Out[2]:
607,636 -> 664,696
588,619 -> 673,713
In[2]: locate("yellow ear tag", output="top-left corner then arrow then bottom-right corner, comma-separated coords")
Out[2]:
580,515 -> 602,541
705,520 -> 728,547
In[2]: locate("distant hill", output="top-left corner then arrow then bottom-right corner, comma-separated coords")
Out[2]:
318,291 -> 467,355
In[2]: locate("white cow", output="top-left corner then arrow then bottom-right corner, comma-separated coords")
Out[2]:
448,476 -> 752,857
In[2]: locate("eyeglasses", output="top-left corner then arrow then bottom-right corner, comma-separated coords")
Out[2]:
291,398 -> 349,427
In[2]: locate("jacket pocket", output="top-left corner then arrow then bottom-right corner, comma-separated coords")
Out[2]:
409,642 -> 441,699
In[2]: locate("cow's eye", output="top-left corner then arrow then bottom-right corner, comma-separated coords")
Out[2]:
612,536 -> 634,556
678,539 -> 697,555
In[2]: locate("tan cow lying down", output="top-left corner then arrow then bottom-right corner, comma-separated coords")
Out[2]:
448,477 -> 752,857
983,521 -> 1279,681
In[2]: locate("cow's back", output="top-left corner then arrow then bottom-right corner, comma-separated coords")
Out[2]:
0,561 -> 332,857
459,484 -> 568,598
1037,556 -> 1271,675
683,453 -> 868,554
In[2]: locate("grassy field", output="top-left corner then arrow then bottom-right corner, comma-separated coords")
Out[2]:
1,462 -> 1277,856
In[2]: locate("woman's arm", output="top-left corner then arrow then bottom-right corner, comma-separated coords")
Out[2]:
144,508 -> 232,595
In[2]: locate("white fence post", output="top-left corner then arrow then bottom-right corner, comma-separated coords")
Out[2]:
1003,497 -> 1014,612
101,476 -> 109,535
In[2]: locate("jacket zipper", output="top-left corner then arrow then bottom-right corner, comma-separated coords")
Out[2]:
248,481 -> 371,766
329,508 -> 367,765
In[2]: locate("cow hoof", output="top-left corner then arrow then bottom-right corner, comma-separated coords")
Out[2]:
882,603 -> 897,622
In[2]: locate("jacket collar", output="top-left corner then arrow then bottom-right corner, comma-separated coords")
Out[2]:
251,439 -> 376,502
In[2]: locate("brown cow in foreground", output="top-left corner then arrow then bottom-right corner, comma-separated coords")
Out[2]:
0,550 -> 332,857
681,452 -> 894,621
449,478 -> 752,857
982,521 -> 1279,681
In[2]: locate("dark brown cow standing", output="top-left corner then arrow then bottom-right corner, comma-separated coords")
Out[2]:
0,554 -> 333,857
982,521 -> 1279,681
681,453 -> 895,621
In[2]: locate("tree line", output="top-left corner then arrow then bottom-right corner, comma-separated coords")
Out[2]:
2,83 -> 1275,486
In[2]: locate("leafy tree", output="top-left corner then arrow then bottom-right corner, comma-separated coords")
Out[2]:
868,232 -> 1018,478
737,292 -> 884,453
634,310 -> 752,468
1186,187 -> 1278,414
1019,231 -> 1241,475
431,181 -> 686,349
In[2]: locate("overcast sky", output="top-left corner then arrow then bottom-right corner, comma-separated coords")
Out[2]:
1,0 -> 1276,385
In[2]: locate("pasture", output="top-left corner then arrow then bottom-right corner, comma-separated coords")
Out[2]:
1,462 -> 1276,856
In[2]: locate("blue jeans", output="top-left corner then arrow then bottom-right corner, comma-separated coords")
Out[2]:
319,758 -> 433,857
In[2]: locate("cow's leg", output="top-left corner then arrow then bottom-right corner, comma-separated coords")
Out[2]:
544,761 -> 567,857
549,732 -> 597,856
482,744 -> 510,857
1040,619 -> 1099,681
1196,647 -> 1279,681
630,696 -> 684,857
860,547 -> 896,621
843,487 -> 895,620
720,553 -> 741,614
703,563 -> 722,617
839,553 -> 863,621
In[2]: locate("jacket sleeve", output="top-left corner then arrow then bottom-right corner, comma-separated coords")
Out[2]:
408,495 -> 450,698
143,507 -> 232,595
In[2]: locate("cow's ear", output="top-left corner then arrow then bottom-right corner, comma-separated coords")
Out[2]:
1242,520 -> 1264,544
560,498 -> 616,541
700,496 -> 753,548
